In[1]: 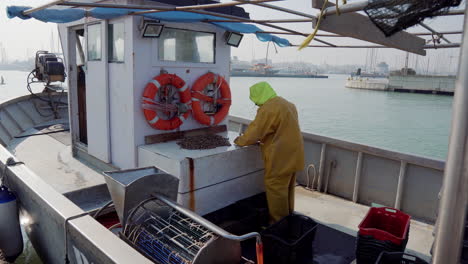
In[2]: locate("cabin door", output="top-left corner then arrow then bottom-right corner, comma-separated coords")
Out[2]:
74,29 -> 88,145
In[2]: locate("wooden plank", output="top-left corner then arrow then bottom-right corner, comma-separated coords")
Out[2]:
312,0 -> 427,55
145,125 -> 227,144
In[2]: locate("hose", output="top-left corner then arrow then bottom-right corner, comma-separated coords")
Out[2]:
298,0 -> 329,50
305,164 -> 317,190
93,200 -> 114,219
108,223 -> 122,230
26,69 -> 68,118
256,240 -> 264,264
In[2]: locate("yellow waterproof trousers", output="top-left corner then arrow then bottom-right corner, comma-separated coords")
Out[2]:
265,172 -> 296,223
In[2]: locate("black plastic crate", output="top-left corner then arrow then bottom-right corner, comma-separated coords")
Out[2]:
203,193 -> 269,235
262,213 -> 318,264
356,234 -> 408,264
375,252 -> 428,264
220,207 -> 269,235
462,241 -> 468,262
464,224 -> 468,242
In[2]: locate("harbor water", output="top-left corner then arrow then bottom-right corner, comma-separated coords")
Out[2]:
0,70 -> 452,263
230,75 -> 452,160
0,71 -> 451,160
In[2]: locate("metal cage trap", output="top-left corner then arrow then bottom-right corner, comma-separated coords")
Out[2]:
104,167 -> 263,264
122,198 -> 217,264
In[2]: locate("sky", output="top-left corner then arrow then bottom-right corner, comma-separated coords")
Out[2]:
0,0 -> 465,73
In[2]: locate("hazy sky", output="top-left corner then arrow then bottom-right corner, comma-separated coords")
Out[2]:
0,0 -> 464,73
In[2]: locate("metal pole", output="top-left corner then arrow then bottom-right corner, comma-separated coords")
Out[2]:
419,22 -> 452,44
322,1 -> 464,17
413,31 -> 462,36
352,152 -> 363,203
61,0 -> 333,46
317,144 -> 327,192
204,18 -> 314,23
432,7 -> 468,264
242,1 -> 316,19
132,0 -> 279,15
289,43 -> 461,49
22,0 -> 66,15
445,9 -> 466,16
259,31 -> 462,36
188,9 -> 334,46
59,0 -> 278,12
58,1 -> 172,10
322,0 -> 369,16
394,161 -> 407,210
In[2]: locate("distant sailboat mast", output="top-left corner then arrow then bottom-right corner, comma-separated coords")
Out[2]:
0,42 -> 6,64
404,52 -> 409,75
50,30 -> 55,53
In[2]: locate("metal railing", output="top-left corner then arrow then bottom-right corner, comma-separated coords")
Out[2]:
228,115 -> 444,224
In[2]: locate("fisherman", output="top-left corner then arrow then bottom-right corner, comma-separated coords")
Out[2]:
234,82 -> 304,223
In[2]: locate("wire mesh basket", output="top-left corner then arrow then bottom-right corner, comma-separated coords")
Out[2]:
122,198 -> 218,264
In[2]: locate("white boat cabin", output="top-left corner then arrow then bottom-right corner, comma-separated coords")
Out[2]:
58,0 -> 267,215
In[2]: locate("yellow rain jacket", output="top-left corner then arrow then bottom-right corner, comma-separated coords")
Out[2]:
235,82 -> 304,222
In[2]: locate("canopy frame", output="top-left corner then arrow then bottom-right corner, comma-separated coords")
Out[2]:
13,0 -> 464,52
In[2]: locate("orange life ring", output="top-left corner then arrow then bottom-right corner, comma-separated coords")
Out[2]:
191,73 -> 231,126
142,73 -> 191,130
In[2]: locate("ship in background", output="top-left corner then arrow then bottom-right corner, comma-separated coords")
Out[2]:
350,62 -> 389,79
231,57 -> 328,78
231,63 -> 329,78
346,54 -> 456,95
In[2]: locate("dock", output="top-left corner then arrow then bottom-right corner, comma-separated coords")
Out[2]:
346,75 -> 455,95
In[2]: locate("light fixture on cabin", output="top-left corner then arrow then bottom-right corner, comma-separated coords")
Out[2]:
224,31 -> 243,47
142,22 -> 164,38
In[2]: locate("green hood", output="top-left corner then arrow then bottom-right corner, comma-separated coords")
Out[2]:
249,82 -> 277,106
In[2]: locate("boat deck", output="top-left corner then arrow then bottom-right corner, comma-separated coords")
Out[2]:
9,124 -> 433,262
9,125 -> 105,194
295,187 -> 433,262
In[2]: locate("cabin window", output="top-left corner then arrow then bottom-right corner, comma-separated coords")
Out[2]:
159,28 -> 215,64
87,24 -> 101,61
108,23 -> 125,62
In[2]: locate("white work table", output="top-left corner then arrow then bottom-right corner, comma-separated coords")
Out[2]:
138,131 -> 265,215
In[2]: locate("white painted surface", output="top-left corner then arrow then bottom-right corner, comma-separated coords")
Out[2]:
132,18 -> 232,158
58,19 -> 87,72
345,78 -> 389,90
86,21 -> 111,162
138,131 -> 265,215
138,131 -> 264,192
177,170 -> 265,215
62,9 -> 234,170
295,187 -> 433,261
108,17 -> 136,169
11,128 -> 105,194
64,25 -> 80,146
388,75 -> 455,92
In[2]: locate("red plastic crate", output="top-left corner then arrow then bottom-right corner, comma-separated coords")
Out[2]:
96,211 -> 120,229
358,207 -> 410,246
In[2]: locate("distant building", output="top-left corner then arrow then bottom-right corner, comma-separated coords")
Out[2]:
377,62 -> 389,74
